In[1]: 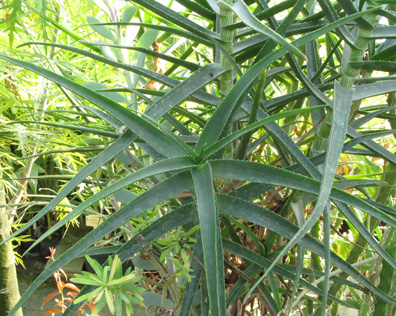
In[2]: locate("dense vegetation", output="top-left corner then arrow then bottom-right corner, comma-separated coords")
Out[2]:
2,0 -> 396,315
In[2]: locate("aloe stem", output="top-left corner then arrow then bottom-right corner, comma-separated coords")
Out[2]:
219,0 -> 235,162
219,0 -> 234,99
312,16 -> 376,153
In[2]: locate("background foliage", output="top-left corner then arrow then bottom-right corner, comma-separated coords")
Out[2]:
2,0 -> 396,315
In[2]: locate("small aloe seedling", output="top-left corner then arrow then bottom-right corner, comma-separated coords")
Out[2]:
41,247 -> 96,316
70,254 -> 144,316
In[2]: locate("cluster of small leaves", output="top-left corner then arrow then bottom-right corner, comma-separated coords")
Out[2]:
42,247 -> 95,316
70,255 -> 144,316
155,226 -> 198,282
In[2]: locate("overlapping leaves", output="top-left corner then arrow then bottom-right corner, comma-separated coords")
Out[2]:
2,0 -> 396,315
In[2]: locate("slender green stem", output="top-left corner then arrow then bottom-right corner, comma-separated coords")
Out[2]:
312,17 -> 375,153
219,0 -> 234,99
219,0 -> 235,162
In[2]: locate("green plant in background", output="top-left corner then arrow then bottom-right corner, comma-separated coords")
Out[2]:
2,0 -> 396,315
71,254 -> 144,316
41,247 -> 96,316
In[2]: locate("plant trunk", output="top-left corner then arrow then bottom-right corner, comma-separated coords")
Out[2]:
219,0 -> 234,99
0,171 -> 23,316
0,236 -> 23,316
219,0 -> 235,163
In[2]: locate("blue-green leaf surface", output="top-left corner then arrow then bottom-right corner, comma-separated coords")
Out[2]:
219,0 -> 305,59
217,194 -> 396,306
25,157 -> 197,254
192,163 -> 226,315
0,54 -> 189,158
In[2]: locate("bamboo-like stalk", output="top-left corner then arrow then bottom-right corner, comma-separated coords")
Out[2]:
312,21 -> 375,153
219,0 -> 235,99
219,1 -> 235,162
0,170 -> 23,316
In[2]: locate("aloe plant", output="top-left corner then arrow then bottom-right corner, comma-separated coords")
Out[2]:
2,0 -> 396,315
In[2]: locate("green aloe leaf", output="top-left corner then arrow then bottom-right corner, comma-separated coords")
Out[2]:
178,236 -> 204,315
349,61 -> 396,72
218,0 -> 306,59
196,7 -> 380,153
12,146 -> 106,160
222,238 -> 357,308
227,0 -> 298,32
174,0 -> 216,20
351,106 -> 396,128
254,108 -> 322,180
225,263 -> 280,314
354,80 -> 396,101
0,130 -> 134,247
346,127 -> 396,167
144,63 -> 226,119
84,82 -> 129,103
316,0 -> 358,48
201,105 -> 326,160
130,0 -> 220,40
87,16 -> 116,41
80,22 -> 214,46
16,43 -> 220,106
7,121 -> 119,138
337,0 -> 373,29
210,160 -> 396,240
24,157 -> 197,254
206,0 -> 221,14
131,28 -> 159,63
80,41 -> 201,71
7,171 -> 194,316
218,0 -> 305,60
368,26 -> 396,38
218,194 -> 396,306
0,54 -> 190,158
192,163 -> 226,315
344,130 -> 396,149
217,158 -> 396,279
5,1 -> 396,315
121,6 -> 137,23
334,200 -> 396,272
244,82 -> 354,300
64,202 -> 198,316
372,41 -> 396,60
